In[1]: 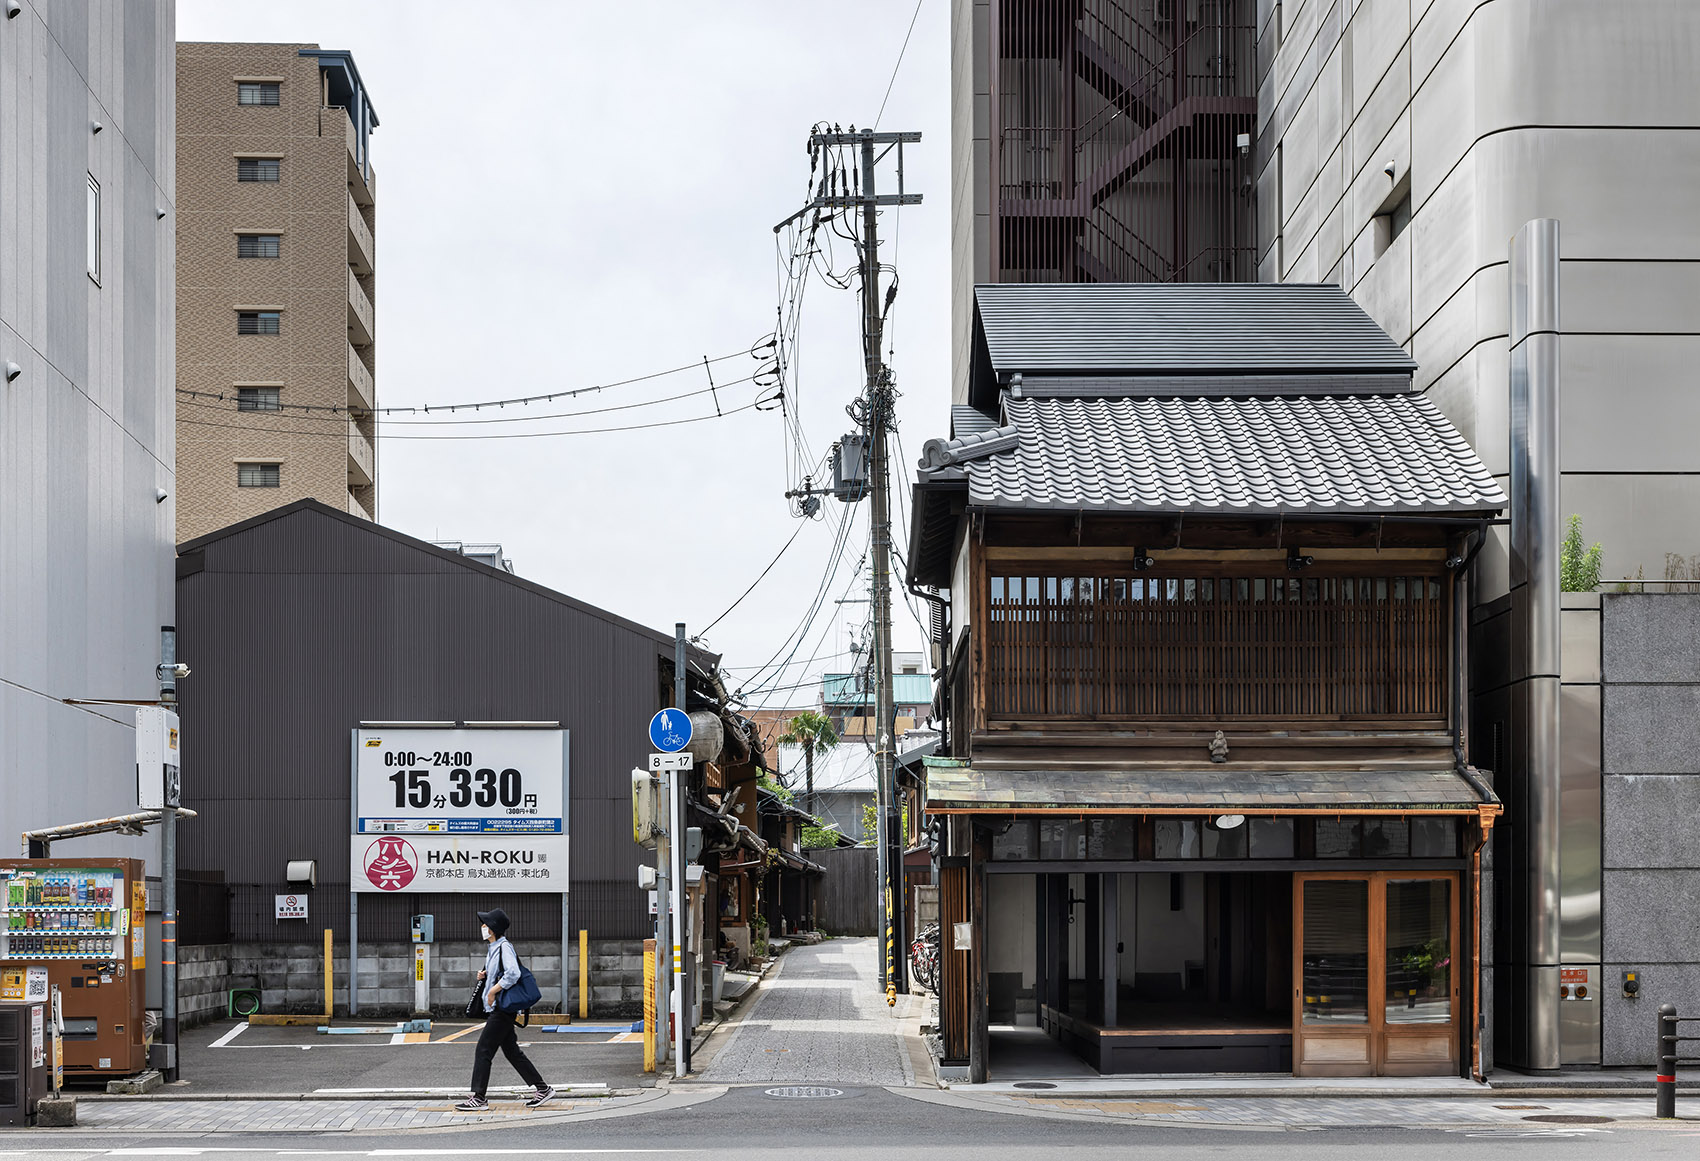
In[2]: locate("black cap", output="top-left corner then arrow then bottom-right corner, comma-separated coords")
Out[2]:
476,908 -> 510,938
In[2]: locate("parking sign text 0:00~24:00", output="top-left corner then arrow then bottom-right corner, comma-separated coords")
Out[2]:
386,767 -> 528,809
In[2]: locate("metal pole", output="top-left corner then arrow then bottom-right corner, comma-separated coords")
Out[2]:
1657,1003 -> 1677,1118
672,623 -> 688,1077
161,805 -> 177,1080
859,131 -> 904,999
160,628 -> 180,1079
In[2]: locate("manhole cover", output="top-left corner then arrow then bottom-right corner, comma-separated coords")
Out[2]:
1013,1081 -> 1057,1090
765,1086 -> 844,1099
1523,1115 -> 1615,1125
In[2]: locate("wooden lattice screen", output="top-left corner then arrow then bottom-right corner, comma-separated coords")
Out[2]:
986,572 -> 1448,720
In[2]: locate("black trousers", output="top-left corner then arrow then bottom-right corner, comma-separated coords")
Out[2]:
470,1007 -> 545,1097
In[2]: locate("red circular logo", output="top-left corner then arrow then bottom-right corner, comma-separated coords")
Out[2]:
363,837 -> 418,891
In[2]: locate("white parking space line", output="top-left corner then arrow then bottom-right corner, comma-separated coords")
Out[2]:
209,1023 -> 248,1048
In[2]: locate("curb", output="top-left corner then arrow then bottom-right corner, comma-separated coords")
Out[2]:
940,1083 -> 1700,1100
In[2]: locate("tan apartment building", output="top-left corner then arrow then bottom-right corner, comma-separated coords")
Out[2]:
175,43 -> 378,542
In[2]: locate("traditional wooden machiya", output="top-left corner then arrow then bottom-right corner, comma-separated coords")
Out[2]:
907,284 -> 1506,1082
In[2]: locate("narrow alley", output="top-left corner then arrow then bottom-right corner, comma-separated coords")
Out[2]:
702,938 -> 919,1086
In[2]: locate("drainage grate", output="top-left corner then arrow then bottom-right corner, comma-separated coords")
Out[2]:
1494,1104 -> 1549,1110
1013,1081 -> 1058,1090
1523,1114 -> 1615,1125
765,1086 -> 844,1099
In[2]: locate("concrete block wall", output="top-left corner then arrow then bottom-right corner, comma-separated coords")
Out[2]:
180,944 -> 234,1027
1600,594 -> 1700,1065
183,938 -> 648,1023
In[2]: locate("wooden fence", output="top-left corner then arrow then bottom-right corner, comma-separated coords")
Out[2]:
814,847 -> 879,936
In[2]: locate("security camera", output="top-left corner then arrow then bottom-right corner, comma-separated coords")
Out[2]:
1383,160 -> 1397,180
155,487 -> 169,504
5,2 -> 20,20
4,361 -> 19,383
157,662 -> 190,680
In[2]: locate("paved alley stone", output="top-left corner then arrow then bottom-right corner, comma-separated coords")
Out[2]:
705,938 -> 915,1086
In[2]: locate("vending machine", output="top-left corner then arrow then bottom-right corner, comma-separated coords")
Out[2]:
0,858 -> 146,1077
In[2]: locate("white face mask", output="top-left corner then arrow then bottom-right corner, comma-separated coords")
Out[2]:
480,925 -> 492,941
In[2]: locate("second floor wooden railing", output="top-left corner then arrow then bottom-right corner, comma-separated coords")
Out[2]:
985,571 -> 1448,722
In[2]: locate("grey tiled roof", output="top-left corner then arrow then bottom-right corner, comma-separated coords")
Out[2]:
975,283 -> 1418,376
943,394 -> 1504,515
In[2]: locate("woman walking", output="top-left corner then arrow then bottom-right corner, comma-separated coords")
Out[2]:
456,908 -> 554,1111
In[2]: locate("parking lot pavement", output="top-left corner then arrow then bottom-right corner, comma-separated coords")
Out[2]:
101,1016 -> 655,1097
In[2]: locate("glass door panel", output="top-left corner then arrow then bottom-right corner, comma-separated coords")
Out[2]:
1385,879 -> 1452,1024
1300,880 -> 1368,1025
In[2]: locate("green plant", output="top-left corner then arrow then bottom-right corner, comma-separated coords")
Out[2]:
800,824 -> 840,849
861,799 -> 909,844
751,913 -> 770,958
1560,515 -> 1603,592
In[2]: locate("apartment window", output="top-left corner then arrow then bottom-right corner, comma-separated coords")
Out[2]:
237,387 -> 282,411
237,83 -> 280,106
237,158 -> 281,182
237,463 -> 281,488
237,311 -> 280,335
237,234 -> 281,259
86,174 -> 100,283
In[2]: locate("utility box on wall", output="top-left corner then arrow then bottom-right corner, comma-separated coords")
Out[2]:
135,707 -> 181,809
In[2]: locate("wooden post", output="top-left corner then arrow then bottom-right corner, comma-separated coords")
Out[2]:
969,824 -> 991,1083
579,929 -> 589,1019
323,927 -> 332,1020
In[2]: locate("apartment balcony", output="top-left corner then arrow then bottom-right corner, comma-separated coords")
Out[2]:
348,267 -> 374,348
347,488 -> 373,522
347,190 -> 374,276
347,341 -> 374,411
347,418 -> 374,488
329,107 -> 376,207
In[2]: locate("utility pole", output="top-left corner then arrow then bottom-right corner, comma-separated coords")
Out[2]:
672,623 -> 688,1077
778,128 -> 920,998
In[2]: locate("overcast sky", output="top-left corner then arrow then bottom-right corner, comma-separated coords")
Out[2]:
177,0 -> 951,710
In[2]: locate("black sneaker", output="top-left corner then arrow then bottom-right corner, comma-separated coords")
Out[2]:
453,1094 -> 489,1112
525,1084 -> 556,1108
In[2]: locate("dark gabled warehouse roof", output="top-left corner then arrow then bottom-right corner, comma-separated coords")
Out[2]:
177,499 -> 688,653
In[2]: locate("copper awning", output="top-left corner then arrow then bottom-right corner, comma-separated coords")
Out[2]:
925,762 -> 1498,817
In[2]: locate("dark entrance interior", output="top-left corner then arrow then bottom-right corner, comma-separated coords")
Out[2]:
989,870 -> 1293,1075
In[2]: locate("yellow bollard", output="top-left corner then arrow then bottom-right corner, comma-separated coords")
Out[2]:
579,929 -> 589,1020
642,939 -> 656,1073
323,928 -> 333,1019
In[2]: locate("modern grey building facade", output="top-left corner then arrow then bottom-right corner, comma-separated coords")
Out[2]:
0,1 -> 176,869
1254,0 -> 1700,1070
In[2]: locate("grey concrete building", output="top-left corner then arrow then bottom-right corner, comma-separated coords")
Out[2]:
1253,0 -> 1700,1070
0,2 -> 176,869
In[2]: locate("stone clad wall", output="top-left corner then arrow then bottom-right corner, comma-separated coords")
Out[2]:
1601,594 -> 1700,1065
177,938 -> 647,1027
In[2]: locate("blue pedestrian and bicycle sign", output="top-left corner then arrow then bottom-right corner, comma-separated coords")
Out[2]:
649,709 -> 692,753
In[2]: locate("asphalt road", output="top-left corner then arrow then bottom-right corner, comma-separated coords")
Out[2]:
6,1084 -> 1700,1158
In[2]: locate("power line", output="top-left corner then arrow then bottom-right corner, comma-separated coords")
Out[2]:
176,397 -> 766,441
874,0 -> 927,130
171,343 -> 767,418
698,521 -> 808,638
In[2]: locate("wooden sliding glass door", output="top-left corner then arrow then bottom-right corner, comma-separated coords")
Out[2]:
1293,872 -> 1459,1076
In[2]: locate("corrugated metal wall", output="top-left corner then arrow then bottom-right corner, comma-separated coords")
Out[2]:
175,502 -> 669,942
